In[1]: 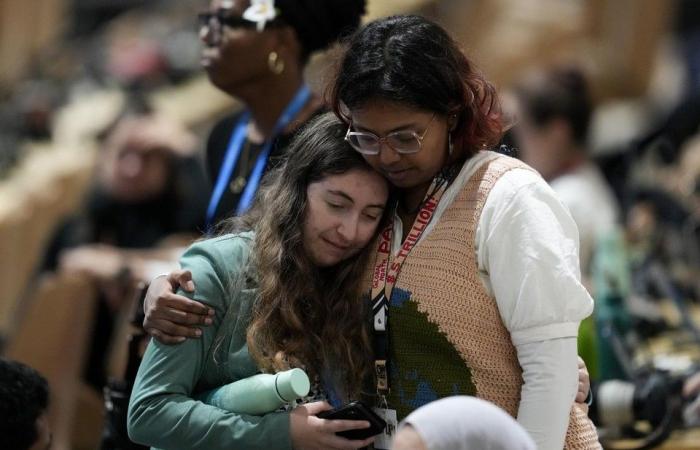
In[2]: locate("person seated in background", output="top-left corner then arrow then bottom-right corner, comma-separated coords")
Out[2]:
508,65 -> 621,280
42,99 -> 209,390
0,358 -> 51,450
46,101 -> 208,283
392,396 -> 536,450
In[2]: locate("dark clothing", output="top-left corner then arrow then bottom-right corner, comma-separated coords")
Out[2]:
41,154 -> 209,390
205,108 -> 325,225
43,155 -> 209,270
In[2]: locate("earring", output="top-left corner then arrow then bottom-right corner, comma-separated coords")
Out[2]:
268,51 -> 285,75
448,133 -> 454,156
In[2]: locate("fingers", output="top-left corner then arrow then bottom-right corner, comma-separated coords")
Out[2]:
304,401 -> 333,415
575,381 -> 587,403
148,328 -> 186,345
325,419 -> 371,433
354,436 -> 376,448
162,294 -> 214,317
577,357 -> 590,403
144,275 -> 174,315
169,269 -> 195,292
148,293 -> 213,325
145,318 -> 203,339
323,433 -> 375,450
578,368 -> 589,383
577,365 -> 590,399
160,304 -> 214,326
148,291 -> 213,325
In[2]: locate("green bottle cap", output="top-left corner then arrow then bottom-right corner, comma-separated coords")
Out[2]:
275,368 -> 310,401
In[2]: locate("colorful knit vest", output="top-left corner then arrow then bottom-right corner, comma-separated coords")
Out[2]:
374,154 -> 600,449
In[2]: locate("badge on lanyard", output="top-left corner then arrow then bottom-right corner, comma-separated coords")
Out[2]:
372,407 -> 398,450
369,167 -> 456,425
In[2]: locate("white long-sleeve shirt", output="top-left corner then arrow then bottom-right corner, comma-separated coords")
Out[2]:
390,151 -> 593,450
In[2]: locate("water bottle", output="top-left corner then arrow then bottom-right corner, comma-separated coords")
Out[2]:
197,368 -> 310,415
591,228 -> 633,381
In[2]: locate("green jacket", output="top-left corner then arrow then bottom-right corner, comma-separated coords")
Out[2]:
127,233 -> 292,450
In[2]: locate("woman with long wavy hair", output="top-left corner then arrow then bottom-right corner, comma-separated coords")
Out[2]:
128,113 -> 390,450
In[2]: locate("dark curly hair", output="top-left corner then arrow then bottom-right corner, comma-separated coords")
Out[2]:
0,358 -> 49,450
276,0 -> 367,60
328,14 -> 503,159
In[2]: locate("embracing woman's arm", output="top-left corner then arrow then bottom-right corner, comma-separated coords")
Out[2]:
127,235 -> 292,450
142,269 -> 214,345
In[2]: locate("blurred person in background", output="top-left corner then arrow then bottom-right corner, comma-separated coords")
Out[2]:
0,358 -> 52,450
509,66 -> 621,280
392,396 -> 536,450
42,99 -> 209,391
49,102 -> 208,286
675,0 -> 700,94
199,0 -> 367,230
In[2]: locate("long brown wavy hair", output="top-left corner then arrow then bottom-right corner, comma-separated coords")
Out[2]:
227,113 -> 390,399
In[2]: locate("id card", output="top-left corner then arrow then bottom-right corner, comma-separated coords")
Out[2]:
372,407 -> 398,450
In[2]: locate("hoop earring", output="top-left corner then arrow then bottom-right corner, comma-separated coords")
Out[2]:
267,51 -> 285,75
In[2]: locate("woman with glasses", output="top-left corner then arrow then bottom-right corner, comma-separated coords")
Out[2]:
128,114 -> 390,450
329,15 -> 599,450
199,0 -> 366,233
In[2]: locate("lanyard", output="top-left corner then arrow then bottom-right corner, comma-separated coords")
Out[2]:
205,84 -> 312,231
370,168 -> 455,396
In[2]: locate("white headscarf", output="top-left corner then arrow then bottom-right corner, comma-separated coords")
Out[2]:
399,396 -> 536,450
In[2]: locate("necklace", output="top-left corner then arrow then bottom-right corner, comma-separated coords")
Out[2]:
205,84 -> 312,230
229,140 -> 253,194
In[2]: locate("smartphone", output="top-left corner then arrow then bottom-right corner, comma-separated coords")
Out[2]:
317,401 -> 387,440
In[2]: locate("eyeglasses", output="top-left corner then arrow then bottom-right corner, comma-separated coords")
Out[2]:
344,114 -> 437,155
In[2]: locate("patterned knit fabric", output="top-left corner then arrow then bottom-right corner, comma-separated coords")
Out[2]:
375,154 -> 600,449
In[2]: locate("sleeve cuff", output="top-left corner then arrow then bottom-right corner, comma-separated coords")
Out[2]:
510,321 -> 580,346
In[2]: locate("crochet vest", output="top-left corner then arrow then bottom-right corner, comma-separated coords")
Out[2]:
373,154 -> 600,449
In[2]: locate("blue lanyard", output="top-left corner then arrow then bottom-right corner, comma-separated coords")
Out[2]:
205,84 -> 312,231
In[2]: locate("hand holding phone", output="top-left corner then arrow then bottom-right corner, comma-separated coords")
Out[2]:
317,401 -> 387,440
289,401 -> 379,450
